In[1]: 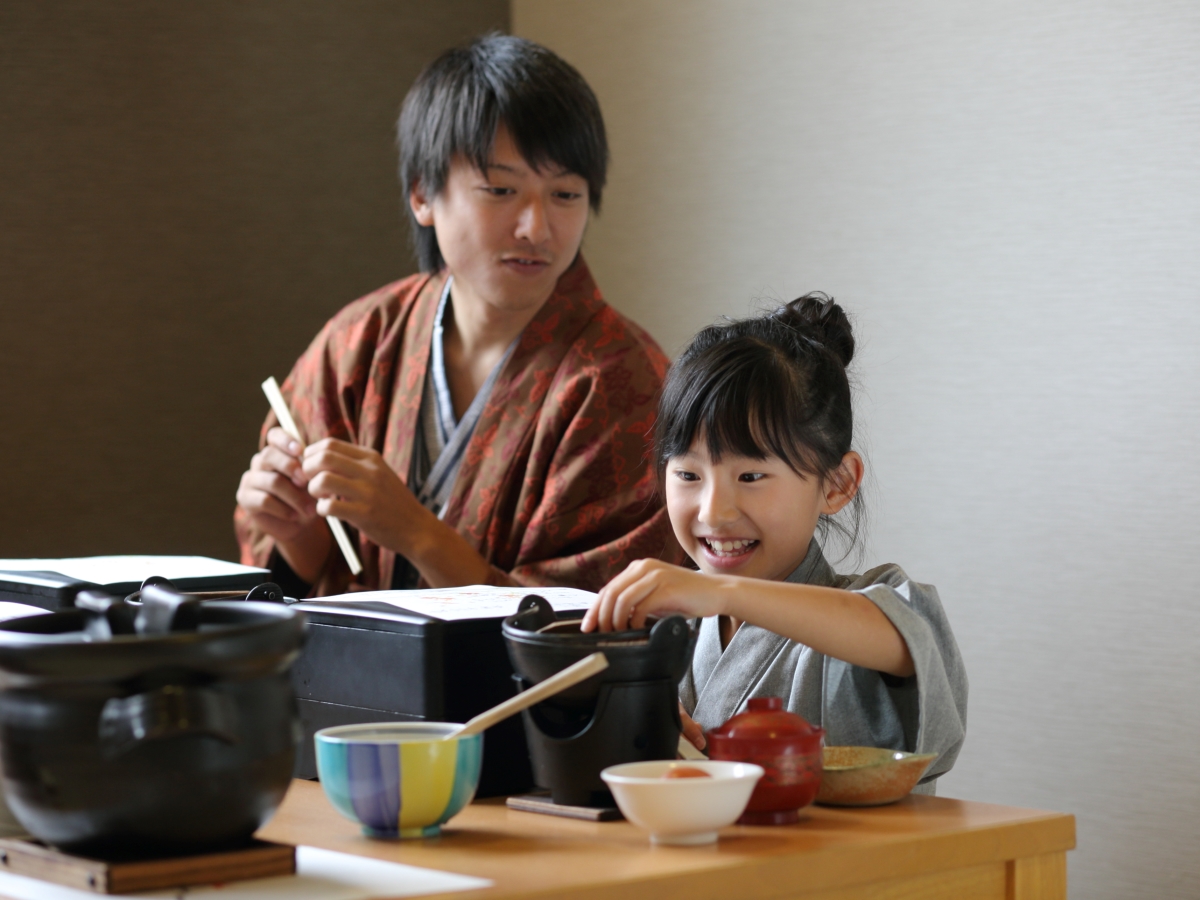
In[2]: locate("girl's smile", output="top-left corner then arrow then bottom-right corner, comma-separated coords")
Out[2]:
699,536 -> 759,567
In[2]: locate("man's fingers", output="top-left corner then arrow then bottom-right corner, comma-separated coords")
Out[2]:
266,426 -> 303,456
304,437 -> 369,463
306,470 -> 366,505
316,495 -> 365,522
251,491 -> 301,523
255,446 -> 308,484
253,508 -> 301,535
240,470 -> 315,517
302,445 -> 379,483
236,482 -> 295,522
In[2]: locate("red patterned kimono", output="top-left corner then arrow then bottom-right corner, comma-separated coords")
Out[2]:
235,258 -> 680,595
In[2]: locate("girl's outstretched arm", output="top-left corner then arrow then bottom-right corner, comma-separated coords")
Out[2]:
582,559 -> 915,678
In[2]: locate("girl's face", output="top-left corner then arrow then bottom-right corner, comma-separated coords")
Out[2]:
665,443 -> 862,582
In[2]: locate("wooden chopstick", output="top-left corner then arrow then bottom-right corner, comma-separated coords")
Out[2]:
261,377 -> 363,576
454,652 -> 610,738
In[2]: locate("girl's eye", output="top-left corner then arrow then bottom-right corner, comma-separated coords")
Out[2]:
738,472 -> 766,483
673,470 -> 699,482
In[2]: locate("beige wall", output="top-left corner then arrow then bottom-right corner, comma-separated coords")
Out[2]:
0,1 -> 507,560
515,2 -> 1200,898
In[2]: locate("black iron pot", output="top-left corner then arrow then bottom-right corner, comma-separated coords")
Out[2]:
502,596 -> 696,805
502,598 -> 694,710
0,581 -> 306,856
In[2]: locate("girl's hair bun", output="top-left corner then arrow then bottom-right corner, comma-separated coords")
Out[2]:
654,288 -> 864,554
773,292 -> 855,368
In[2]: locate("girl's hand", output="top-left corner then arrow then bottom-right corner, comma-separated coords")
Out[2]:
679,704 -> 706,751
582,559 -> 730,632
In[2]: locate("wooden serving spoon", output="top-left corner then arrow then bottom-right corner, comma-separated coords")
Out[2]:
450,652 -> 609,739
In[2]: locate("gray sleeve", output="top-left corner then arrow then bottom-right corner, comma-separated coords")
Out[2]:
824,565 -> 968,783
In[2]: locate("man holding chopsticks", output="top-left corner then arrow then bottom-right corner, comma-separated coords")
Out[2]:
234,34 -> 679,597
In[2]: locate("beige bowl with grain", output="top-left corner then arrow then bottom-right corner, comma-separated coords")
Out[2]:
815,747 -> 936,807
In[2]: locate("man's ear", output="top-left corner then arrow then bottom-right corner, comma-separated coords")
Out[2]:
409,182 -> 435,227
821,451 -> 864,515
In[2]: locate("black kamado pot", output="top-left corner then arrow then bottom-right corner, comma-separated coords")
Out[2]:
503,596 -> 696,806
0,579 -> 306,857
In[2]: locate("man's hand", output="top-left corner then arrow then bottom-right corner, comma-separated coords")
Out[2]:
582,559 -> 731,632
301,437 -> 497,587
301,438 -> 432,556
236,427 -> 331,582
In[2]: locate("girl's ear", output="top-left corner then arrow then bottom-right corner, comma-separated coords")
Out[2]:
409,182 -> 435,227
821,451 -> 864,515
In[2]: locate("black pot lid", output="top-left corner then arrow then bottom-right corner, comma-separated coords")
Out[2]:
0,599 -> 306,686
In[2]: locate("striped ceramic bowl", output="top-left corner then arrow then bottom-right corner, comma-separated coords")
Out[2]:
315,722 -> 483,838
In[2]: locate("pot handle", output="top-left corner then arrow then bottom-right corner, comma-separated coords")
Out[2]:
509,594 -> 557,631
98,685 -> 239,759
648,614 -> 689,649
648,615 -> 695,680
74,590 -> 139,637
137,582 -> 203,634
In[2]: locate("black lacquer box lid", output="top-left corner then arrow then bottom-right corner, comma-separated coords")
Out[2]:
0,556 -> 271,610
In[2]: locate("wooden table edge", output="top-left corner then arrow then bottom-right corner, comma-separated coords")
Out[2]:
417,814 -> 1076,900
259,781 -> 1076,900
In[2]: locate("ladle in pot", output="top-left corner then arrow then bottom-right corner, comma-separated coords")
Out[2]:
451,652 -> 608,738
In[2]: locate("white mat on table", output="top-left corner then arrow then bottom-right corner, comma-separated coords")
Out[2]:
0,556 -> 266,587
0,845 -> 492,899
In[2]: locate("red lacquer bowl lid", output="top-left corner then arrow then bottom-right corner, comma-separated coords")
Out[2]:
708,697 -> 823,741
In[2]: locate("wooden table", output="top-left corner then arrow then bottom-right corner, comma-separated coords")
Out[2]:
257,781 -> 1075,900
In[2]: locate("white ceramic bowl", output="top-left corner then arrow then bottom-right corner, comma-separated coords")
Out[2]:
601,760 -> 764,845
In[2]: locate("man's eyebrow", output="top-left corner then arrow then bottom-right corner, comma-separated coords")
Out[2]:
485,163 -> 521,174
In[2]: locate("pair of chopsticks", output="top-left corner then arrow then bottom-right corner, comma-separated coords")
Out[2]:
261,377 -> 363,576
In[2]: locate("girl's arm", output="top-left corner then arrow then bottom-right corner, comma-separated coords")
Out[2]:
582,559 -> 915,679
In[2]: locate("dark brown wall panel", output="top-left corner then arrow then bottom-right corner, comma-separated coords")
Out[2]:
0,0 -> 508,560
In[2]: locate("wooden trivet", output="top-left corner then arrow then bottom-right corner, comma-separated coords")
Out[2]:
0,836 -> 295,894
506,792 -> 623,822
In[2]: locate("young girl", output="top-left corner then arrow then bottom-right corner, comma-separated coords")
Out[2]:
582,295 -> 967,789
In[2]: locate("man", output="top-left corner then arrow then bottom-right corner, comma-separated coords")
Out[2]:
235,34 -> 677,596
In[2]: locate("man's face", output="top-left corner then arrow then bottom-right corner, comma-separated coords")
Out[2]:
410,126 -> 590,317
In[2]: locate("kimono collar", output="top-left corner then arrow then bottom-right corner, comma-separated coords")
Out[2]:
438,255 -> 607,529
783,539 -> 838,588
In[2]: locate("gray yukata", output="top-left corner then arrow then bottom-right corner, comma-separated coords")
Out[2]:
679,540 -> 968,791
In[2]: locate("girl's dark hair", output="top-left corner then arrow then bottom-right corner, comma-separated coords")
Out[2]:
655,293 -> 863,549
398,33 -> 608,272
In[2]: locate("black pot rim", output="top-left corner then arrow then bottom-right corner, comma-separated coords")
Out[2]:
0,601 -> 306,685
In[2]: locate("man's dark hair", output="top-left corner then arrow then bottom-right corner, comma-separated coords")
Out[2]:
398,34 -> 608,273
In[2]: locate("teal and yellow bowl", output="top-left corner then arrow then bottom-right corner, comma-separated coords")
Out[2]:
315,722 -> 482,838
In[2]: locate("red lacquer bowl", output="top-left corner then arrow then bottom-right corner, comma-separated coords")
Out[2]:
705,697 -> 825,825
